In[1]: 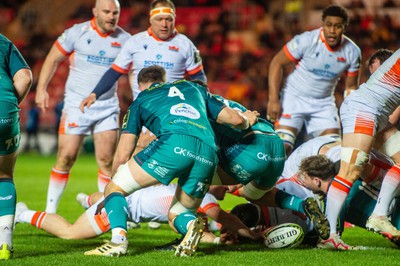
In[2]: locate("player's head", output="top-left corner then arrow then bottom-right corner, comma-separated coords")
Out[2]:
137,65 -> 166,90
321,5 -> 349,49
298,155 -> 335,193
93,0 -> 120,33
149,0 -> 176,40
230,203 -> 260,228
366,49 -> 393,74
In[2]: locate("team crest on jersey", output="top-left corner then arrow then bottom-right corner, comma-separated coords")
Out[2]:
337,57 -> 346,63
169,46 -> 179,51
122,110 -> 130,129
156,54 -> 162,60
99,50 -> 106,56
111,42 -> 121,47
170,103 -> 200,119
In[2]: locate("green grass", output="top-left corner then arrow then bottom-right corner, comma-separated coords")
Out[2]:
8,153 -> 399,265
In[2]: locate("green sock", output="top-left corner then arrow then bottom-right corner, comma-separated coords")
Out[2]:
275,189 -> 305,214
0,178 -> 16,216
173,212 -> 196,235
104,192 -> 128,231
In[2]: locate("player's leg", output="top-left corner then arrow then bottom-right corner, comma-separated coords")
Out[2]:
45,133 -> 84,213
0,153 -> 17,260
366,127 -> 400,237
93,129 -> 118,192
169,186 -> 205,257
15,202 -> 99,239
85,158 -> 159,256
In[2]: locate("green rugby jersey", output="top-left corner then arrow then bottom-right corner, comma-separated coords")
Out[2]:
211,95 -> 276,146
122,80 -> 225,149
0,34 -> 30,106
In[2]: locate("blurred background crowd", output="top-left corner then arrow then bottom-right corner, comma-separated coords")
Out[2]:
1,0 -> 400,153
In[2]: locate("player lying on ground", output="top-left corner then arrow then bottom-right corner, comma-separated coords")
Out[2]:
230,153 -> 400,249
14,184 -> 259,244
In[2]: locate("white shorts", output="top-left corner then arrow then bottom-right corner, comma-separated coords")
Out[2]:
340,98 -> 389,136
59,98 -> 120,135
278,92 -> 340,135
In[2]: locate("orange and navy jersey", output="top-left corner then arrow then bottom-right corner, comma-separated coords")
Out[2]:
55,19 -> 130,107
112,28 -> 203,99
283,28 -> 361,98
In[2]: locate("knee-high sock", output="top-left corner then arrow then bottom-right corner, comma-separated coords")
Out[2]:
45,168 -> 69,213
105,192 -> 128,243
275,189 -> 305,214
373,165 -> 400,216
97,170 -> 111,193
325,176 -> 353,235
173,212 -> 197,235
0,178 -> 16,248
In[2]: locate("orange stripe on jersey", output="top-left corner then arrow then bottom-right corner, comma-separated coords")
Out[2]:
94,211 -> 110,233
354,113 -> 375,136
147,27 -> 177,42
319,30 -> 343,52
54,41 -> 70,56
382,58 -> 400,87
283,45 -> 297,63
90,18 -> 113,38
187,65 -> 203,75
347,70 -> 359,77
112,64 -> 130,74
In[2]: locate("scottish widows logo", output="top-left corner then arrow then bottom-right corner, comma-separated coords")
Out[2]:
170,103 -> 200,119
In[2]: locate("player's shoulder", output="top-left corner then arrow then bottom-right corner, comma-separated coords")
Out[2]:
114,26 -> 131,38
342,35 -> 361,55
67,20 -> 91,33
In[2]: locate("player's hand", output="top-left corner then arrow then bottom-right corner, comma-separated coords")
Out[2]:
137,130 -> 157,149
242,110 -> 259,127
35,90 -> 49,113
266,99 -> 281,122
80,93 -> 97,113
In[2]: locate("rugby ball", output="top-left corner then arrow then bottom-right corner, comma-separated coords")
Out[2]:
264,223 -> 304,249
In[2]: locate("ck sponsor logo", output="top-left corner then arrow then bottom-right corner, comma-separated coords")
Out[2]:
174,147 -> 214,166
170,103 -> 200,119
257,152 -> 285,162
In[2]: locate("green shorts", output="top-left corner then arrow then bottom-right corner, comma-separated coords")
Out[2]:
218,132 -> 285,188
0,102 -> 20,155
134,134 -> 218,198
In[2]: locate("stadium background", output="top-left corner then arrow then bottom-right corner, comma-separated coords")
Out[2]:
1,0 -> 400,153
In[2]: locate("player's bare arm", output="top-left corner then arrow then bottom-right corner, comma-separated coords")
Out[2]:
13,68 -> 33,104
35,45 -> 66,113
112,133 -> 138,174
343,73 -> 360,97
267,49 -> 292,121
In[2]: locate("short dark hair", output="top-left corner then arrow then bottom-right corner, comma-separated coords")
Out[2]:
150,0 -> 175,11
322,5 -> 349,26
230,203 -> 260,228
366,49 -> 393,68
137,65 -> 166,84
299,155 -> 335,181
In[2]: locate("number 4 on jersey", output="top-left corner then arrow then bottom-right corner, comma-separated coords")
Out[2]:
168,86 -> 185,100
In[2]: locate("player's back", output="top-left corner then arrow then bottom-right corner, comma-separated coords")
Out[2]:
124,80 -> 223,148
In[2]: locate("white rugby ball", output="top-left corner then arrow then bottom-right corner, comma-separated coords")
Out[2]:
264,223 -> 304,249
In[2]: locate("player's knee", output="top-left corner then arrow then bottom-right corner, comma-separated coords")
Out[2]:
276,129 -> 296,150
111,163 -> 141,194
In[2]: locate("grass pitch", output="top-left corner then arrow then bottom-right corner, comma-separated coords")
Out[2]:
8,153 -> 400,265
